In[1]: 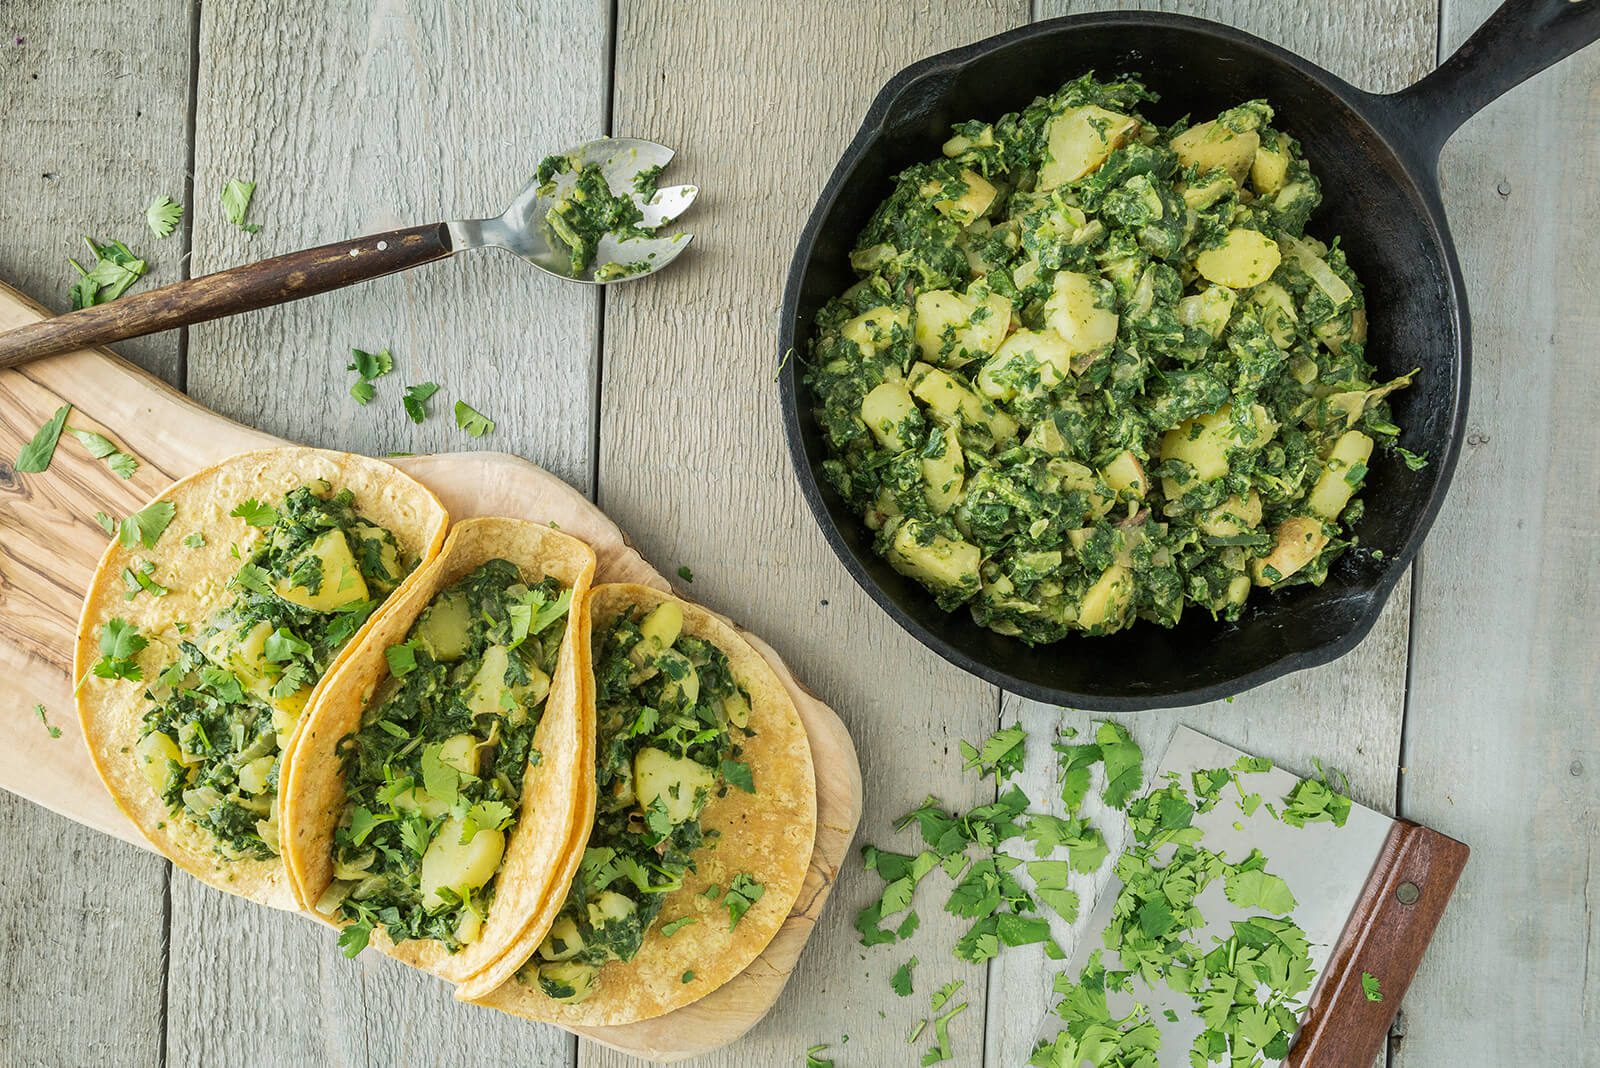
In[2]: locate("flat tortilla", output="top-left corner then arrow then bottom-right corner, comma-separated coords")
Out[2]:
75,447 -> 449,910
458,583 -> 817,1025
280,516 -> 598,986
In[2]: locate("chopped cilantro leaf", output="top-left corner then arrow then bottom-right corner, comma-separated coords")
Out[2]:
1361,970 -> 1383,1002
959,722 -> 1027,780
69,427 -> 139,479
659,916 -> 698,937
677,564 -> 694,582
403,381 -> 440,423
146,195 -> 183,239
454,400 -> 495,438
221,178 -> 261,233
14,404 -> 71,473
93,618 -> 147,680
230,498 -> 278,527
720,758 -> 755,793
119,500 -> 175,550
34,703 -> 62,739
723,872 -> 764,929
67,237 -> 147,308
891,956 -> 918,996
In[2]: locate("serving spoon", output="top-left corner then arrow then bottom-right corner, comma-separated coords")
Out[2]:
0,137 -> 696,370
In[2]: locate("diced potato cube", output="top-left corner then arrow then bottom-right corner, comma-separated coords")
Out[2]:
587,890 -> 637,930
1079,564 -> 1133,631
274,530 -> 370,612
841,305 -> 909,357
1171,120 -> 1260,185
1101,451 -> 1147,498
1198,492 -> 1264,537
886,519 -> 981,596
921,426 -> 966,514
539,915 -> 586,961
656,650 -> 700,707
1306,431 -> 1375,519
1252,517 -> 1330,586
859,379 -> 918,452
637,601 -> 683,653
1195,229 -> 1282,289
913,288 -> 1012,365
1160,404 -> 1277,500
537,961 -> 598,1003
720,689 -> 750,729
419,816 -> 505,910
464,644 -> 510,719
908,363 -> 1018,443
438,732 -> 480,776
137,732 -> 182,793
1251,140 -> 1290,194
921,168 -> 997,224
634,746 -> 716,824
977,329 -> 1071,401
237,754 -> 276,796
414,591 -> 471,662
455,907 -> 483,945
1044,271 -> 1119,355
1039,106 -> 1139,189
391,785 -> 449,820
1177,285 -> 1239,339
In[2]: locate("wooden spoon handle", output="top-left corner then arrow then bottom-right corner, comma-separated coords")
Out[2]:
0,222 -> 453,370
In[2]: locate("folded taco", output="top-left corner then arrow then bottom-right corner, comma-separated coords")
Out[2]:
280,516 -> 597,985
75,448 -> 449,909
458,583 -> 817,1025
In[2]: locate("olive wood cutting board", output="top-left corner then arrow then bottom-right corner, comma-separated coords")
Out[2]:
0,277 -> 863,1063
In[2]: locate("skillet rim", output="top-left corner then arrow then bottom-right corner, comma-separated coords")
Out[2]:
777,10 -> 1472,711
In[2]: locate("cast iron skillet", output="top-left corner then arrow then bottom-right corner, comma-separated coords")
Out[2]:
779,0 -> 1599,711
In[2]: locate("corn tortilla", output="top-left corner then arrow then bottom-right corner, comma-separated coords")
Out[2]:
280,516 -> 597,985
459,583 -> 817,1025
75,447 -> 449,910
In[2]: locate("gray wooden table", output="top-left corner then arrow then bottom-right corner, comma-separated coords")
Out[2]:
1,2 -> 1594,1066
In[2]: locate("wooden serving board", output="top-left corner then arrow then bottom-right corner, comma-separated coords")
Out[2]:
0,278 -> 863,1063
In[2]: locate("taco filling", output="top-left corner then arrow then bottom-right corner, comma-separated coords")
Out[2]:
317,558 -> 574,953
517,597 -> 756,1004
135,482 -> 411,859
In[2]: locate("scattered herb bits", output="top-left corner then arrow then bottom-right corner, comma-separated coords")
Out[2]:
221,178 -> 261,233
68,237 -> 148,308
455,400 -> 495,438
145,195 -> 183,239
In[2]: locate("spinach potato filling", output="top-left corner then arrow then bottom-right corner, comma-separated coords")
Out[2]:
321,560 -> 573,953
517,599 -> 754,1004
807,74 -> 1418,642
136,482 -> 410,859
535,153 -> 655,278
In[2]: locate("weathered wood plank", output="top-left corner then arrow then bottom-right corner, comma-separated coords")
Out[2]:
1395,1 -> 1600,1063
984,3 -> 1437,1064
168,1 -> 606,1063
0,3 -> 190,1066
585,2 -> 1029,1064
0,1 -> 193,384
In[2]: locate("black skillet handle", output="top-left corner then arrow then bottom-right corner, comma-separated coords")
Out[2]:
1374,0 -> 1600,169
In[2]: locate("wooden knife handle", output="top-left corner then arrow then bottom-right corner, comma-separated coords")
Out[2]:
0,222 -> 453,370
1288,820 -> 1470,1068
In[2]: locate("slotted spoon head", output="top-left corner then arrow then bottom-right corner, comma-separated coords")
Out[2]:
448,137 -> 696,284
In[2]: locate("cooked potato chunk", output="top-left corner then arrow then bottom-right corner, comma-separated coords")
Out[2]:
914,288 -> 1012,365
420,816 -> 505,910
1079,564 -> 1133,630
634,746 -> 716,824
841,305 -> 909,357
273,529 -> 369,612
860,379 -> 918,452
909,363 -> 1018,443
414,591 -> 471,661
1171,119 -> 1260,185
887,519 -> 981,597
1195,229 -> 1282,289
1198,492 -> 1264,537
538,961 -> 599,1003
977,329 -> 1071,401
1039,106 -> 1139,189
921,168 -> 997,224
1101,450 -> 1147,499
1306,431 -> 1375,519
1251,139 -> 1290,194
921,426 -> 966,513
1044,271 -> 1119,355
1252,517 -> 1329,586
464,644 -> 510,719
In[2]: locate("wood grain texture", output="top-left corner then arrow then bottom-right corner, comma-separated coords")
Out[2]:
589,2 -> 1031,1064
1289,822 -> 1469,1068
0,288 -> 859,1064
0,224 -> 455,368
184,0 -> 605,495
1395,2 -> 1600,1064
169,1 -> 609,1064
0,5 -> 190,1065
0,0 -> 194,383
983,4 -> 1438,1065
